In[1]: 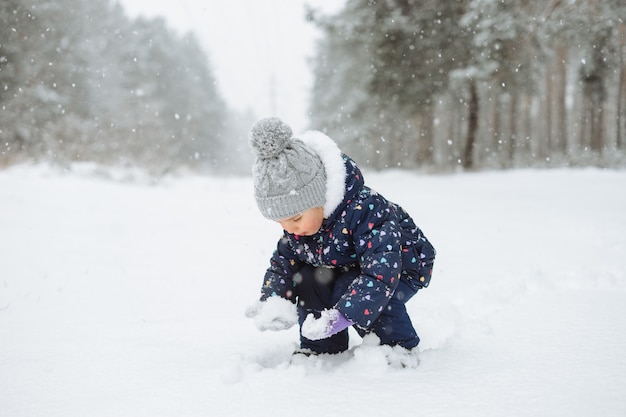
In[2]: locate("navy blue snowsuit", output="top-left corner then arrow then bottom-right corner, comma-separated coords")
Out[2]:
259,155 -> 436,354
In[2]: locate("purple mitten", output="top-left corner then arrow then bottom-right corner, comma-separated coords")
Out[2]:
301,309 -> 353,340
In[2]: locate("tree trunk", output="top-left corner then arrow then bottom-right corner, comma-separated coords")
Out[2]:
585,29 -> 610,153
582,74 -> 605,152
412,106 -> 434,166
422,106 -> 435,166
507,93 -> 518,165
463,79 -> 479,169
522,94 -> 533,163
545,64 -> 554,157
590,101 -> 605,152
555,41 -> 568,154
488,87 -> 500,166
617,24 -> 626,150
579,90 -> 589,151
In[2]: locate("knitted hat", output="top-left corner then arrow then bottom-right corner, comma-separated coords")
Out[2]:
249,117 -> 327,220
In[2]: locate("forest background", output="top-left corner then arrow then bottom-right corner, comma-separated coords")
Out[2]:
1,0 -> 625,174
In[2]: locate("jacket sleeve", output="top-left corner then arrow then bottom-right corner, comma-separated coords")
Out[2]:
398,206 -> 436,289
412,228 -> 436,288
259,236 -> 301,303
335,195 -> 402,329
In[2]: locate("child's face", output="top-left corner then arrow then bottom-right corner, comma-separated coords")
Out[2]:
277,207 -> 324,236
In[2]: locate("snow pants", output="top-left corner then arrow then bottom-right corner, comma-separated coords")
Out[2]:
294,264 -> 420,354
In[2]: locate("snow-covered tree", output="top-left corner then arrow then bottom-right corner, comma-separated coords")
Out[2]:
0,0 -> 231,172
308,0 -> 625,170
309,0 -> 468,169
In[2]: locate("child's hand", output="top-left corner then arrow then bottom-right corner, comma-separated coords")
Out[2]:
301,309 -> 353,340
245,297 -> 298,331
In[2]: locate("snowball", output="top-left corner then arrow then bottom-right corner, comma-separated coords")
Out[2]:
301,309 -> 339,340
248,297 -> 298,332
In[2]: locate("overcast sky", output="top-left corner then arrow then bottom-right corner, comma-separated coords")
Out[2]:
118,0 -> 345,133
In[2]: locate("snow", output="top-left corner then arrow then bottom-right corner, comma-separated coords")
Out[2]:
245,297 -> 298,332
301,309 -> 338,341
1,164 -> 625,417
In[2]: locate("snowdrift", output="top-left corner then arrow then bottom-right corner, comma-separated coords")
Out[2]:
1,165 -> 625,417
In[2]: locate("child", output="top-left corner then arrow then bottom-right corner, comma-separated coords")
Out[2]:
245,117 -> 436,358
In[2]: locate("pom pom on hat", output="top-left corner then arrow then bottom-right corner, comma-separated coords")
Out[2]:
249,117 -> 293,159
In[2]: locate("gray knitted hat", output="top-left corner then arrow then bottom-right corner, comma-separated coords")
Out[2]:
249,117 -> 327,220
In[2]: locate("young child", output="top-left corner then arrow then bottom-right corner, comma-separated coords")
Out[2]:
245,117 -> 436,358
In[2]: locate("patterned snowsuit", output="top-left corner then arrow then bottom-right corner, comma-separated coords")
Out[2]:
258,135 -> 436,354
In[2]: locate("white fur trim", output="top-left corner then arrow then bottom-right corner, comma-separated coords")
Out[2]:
298,130 -> 347,217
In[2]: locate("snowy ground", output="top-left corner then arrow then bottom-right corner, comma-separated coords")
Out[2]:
1,164 -> 625,417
